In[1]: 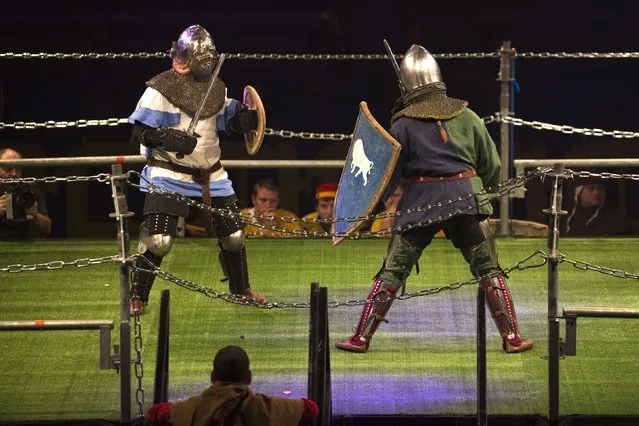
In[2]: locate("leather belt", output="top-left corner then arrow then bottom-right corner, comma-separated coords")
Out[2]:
146,158 -> 222,237
409,169 -> 477,184
146,158 -> 222,180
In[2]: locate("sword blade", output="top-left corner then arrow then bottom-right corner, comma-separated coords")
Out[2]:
187,53 -> 226,135
382,39 -> 406,94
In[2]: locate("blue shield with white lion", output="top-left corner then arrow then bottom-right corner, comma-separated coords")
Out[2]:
332,101 -> 401,245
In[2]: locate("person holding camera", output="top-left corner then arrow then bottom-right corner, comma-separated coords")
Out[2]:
0,148 -> 51,239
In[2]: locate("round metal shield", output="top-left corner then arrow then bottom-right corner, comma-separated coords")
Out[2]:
243,85 -> 266,155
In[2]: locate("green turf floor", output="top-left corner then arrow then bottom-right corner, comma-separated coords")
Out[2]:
1,237 -> 638,421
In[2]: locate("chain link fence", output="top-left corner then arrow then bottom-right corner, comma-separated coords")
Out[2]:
3,51 -> 639,61
3,113 -> 638,142
4,249 -> 636,310
496,114 -> 639,139
0,51 -> 500,61
4,166 -> 639,239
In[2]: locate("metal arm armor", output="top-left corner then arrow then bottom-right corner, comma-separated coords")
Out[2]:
227,108 -> 258,135
131,123 -> 197,155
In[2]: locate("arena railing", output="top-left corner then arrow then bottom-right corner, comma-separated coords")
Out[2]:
0,156 -> 345,169
512,158 -> 639,198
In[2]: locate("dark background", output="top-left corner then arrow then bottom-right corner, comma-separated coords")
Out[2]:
1,2 -> 638,238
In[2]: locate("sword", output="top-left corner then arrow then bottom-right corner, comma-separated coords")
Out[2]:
186,53 -> 226,135
382,39 -> 406,94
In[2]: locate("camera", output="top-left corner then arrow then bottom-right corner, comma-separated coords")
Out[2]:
4,184 -> 36,221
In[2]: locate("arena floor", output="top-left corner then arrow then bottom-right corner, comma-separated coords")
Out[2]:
1,237 -> 638,424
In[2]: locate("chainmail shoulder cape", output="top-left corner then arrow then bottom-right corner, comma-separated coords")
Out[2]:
392,82 -> 468,122
147,70 -> 226,118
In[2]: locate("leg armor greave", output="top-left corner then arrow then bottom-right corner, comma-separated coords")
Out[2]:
217,231 -> 250,295
354,277 -> 398,342
336,235 -> 421,353
133,251 -> 164,303
132,214 -> 178,303
335,276 -> 398,353
213,196 -> 252,295
462,239 -> 534,353
481,273 -> 521,347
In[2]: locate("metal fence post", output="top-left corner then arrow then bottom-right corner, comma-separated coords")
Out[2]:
110,163 -> 135,425
498,41 -> 514,236
543,163 -> 567,425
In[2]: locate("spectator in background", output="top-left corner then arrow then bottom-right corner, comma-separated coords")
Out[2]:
370,183 -> 404,237
145,345 -> 319,426
241,178 -> 304,237
302,183 -> 337,235
0,148 -> 51,239
565,180 -> 634,236
182,206 -> 211,238
370,183 -> 445,239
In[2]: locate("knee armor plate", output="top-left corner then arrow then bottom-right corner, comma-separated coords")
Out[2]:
219,229 -> 246,252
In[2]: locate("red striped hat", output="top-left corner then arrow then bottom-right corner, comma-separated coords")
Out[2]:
316,183 -> 338,200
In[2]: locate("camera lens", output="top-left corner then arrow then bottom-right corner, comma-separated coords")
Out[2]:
15,188 -> 36,209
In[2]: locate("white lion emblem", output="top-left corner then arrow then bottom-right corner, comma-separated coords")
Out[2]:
350,138 -> 374,186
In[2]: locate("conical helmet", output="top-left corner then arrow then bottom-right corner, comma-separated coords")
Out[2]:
391,44 -> 467,122
399,44 -> 443,93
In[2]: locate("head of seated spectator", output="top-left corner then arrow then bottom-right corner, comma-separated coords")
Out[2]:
565,180 -> 634,236
0,148 -> 52,239
250,178 -> 280,218
240,178 -> 303,237
212,344 -> 252,384
302,183 -> 337,234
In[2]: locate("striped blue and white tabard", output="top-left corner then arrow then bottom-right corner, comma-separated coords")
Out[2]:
129,86 -> 243,198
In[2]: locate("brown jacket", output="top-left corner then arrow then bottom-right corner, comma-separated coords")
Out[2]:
170,382 -> 305,426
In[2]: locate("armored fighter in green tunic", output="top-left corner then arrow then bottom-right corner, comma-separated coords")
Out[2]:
335,44 -> 534,354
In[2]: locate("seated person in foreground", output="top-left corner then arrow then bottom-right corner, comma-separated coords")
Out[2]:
240,178 -> 304,237
146,345 -> 319,426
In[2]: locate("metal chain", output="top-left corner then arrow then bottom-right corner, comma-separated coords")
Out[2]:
495,114 -> 639,139
0,115 -> 498,134
565,169 -> 639,181
0,174 -> 110,184
264,114 -> 495,141
395,250 -> 548,302
135,250 -> 548,309
128,167 -> 549,238
558,255 -> 639,280
229,52 -> 501,60
264,128 -> 352,141
515,52 -> 639,59
0,118 -> 128,130
0,51 -> 500,61
6,51 -> 639,61
0,52 -> 170,60
133,307 -> 145,419
1,255 -> 119,273
132,256 -> 280,309
128,263 -> 146,418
